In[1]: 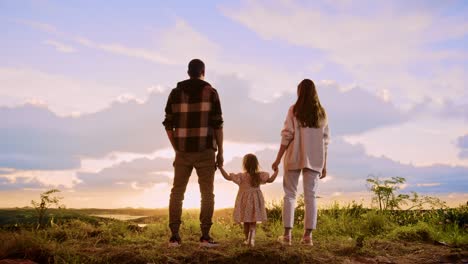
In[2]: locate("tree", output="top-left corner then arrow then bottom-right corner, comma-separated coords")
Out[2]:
31,189 -> 63,228
366,176 -> 447,211
403,191 -> 447,210
366,176 -> 406,210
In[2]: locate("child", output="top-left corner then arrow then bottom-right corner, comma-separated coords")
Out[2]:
218,153 -> 278,246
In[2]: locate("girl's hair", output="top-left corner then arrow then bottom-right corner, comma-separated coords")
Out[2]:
243,153 -> 261,187
293,79 -> 327,128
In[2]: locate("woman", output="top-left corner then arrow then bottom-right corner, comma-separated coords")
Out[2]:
272,79 -> 330,246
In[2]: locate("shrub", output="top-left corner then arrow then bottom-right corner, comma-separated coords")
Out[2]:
0,231 -> 54,263
362,211 -> 393,236
432,222 -> 468,247
31,189 -> 63,229
389,222 -> 434,242
266,199 -> 283,222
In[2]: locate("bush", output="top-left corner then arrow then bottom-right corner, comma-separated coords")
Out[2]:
0,231 -> 54,263
389,222 -> 434,242
432,222 -> 468,247
266,199 -> 283,222
362,211 -> 394,236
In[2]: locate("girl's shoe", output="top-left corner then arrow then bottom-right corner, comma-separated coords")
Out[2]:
277,235 -> 292,246
301,236 -> 313,246
247,229 -> 256,247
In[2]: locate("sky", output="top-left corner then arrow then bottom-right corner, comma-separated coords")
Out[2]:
0,0 -> 467,209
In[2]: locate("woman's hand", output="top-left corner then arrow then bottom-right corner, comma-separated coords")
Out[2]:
272,145 -> 287,172
320,167 -> 327,179
272,159 -> 280,171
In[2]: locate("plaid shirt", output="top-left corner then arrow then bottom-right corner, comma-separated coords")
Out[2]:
162,79 -> 223,152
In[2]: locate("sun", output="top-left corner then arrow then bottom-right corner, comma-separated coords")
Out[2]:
128,179 -> 239,209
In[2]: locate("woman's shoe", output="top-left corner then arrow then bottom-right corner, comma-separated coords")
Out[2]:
277,235 -> 292,246
301,236 -> 313,246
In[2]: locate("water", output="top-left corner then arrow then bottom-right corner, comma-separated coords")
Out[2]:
91,214 -> 147,221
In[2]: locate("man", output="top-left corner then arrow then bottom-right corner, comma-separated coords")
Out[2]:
162,59 -> 224,247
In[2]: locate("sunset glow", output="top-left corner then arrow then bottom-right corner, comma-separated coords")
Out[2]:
1,1 -> 467,209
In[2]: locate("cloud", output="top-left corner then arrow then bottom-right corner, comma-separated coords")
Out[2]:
69,148 -> 282,205
75,37 -> 174,65
15,11 -> 468,109
18,16 -> 467,113
17,18 -> 211,68
0,91 -> 171,169
441,102 -> 468,121
0,176 -> 47,191
0,67 -> 128,114
222,1 -> 468,104
39,138 -> 466,201
43,40 -> 76,53
408,97 -> 468,122
416,183 -> 441,187
219,75 -> 408,140
221,140 -> 467,201
0,168 -> 15,175
457,134 -> 468,159
157,19 -> 221,65
0,74 -> 410,170
325,139 -> 468,194
15,19 -> 58,34
11,17 -> 315,104
0,136 -> 465,207
344,115 -> 468,167
75,157 -> 173,191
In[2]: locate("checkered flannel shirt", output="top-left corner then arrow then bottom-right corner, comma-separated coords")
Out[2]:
162,79 -> 223,152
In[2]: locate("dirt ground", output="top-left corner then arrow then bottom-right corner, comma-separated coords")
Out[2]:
0,239 -> 467,264
342,242 -> 468,264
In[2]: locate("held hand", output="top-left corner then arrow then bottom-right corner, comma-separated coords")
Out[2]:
216,152 -> 224,168
272,160 -> 280,171
320,167 -> 327,179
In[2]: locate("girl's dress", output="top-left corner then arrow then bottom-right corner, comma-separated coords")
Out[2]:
229,172 -> 270,223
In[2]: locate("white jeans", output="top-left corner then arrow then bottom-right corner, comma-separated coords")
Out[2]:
282,168 -> 319,230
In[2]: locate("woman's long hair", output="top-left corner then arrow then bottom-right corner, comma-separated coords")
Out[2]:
243,153 -> 261,188
293,79 -> 327,128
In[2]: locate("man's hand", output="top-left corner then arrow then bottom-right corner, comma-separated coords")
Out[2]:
320,167 -> 327,179
165,130 -> 176,152
216,151 -> 224,168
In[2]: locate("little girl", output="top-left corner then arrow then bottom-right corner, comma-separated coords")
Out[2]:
218,153 -> 278,246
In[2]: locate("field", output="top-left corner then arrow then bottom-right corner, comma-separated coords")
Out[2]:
0,201 -> 467,264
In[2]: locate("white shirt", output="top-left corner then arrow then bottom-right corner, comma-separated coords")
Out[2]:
281,105 -> 330,172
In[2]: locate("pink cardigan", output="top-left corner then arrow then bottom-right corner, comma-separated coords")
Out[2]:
281,105 -> 330,172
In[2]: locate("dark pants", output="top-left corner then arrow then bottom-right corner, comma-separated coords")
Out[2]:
169,149 -> 216,238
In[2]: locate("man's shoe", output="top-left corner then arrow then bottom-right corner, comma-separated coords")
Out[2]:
200,236 -> 219,248
277,235 -> 292,246
168,235 -> 181,247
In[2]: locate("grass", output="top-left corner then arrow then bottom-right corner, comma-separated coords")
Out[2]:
0,203 -> 467,263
